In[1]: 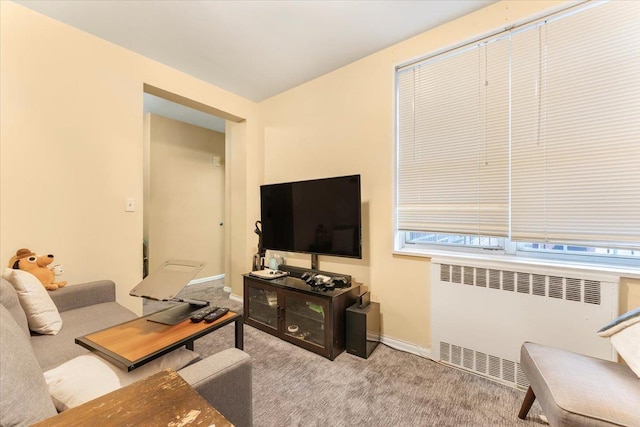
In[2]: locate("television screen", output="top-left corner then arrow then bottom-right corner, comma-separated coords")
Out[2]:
260,175 -> 361,259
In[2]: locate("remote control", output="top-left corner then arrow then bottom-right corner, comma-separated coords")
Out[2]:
190,306 -> 218,323
203,307 -> 230,323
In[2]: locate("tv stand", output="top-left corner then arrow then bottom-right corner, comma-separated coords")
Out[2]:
243,273 -> 360,360
311,253 -> 319,270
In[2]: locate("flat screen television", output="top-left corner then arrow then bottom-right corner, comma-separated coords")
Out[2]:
260,175 -> 362,264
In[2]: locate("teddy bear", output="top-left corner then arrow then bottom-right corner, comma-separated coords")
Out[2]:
8,248 -> 67,290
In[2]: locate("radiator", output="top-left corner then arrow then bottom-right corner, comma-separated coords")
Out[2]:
431,259 -> 619,389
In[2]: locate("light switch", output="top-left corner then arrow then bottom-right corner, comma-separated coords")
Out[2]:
125,198 -> 135,212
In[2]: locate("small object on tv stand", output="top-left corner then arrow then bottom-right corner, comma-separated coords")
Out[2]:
357,290 -> 370,308
280,265 -> 352,284
252,220 -> 266,271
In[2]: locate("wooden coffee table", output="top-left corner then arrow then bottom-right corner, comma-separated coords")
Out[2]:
76,307 -> 243,371
33,369 -> 232,427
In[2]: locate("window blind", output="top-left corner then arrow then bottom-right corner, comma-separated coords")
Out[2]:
396,0 -> 640,249
511,1 -> 640,247
396,36 -> 510,236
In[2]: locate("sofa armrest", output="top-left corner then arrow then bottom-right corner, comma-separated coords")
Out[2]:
49,280 -> 116,313
179,348 -> 252,427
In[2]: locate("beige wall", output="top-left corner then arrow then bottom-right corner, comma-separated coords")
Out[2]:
257,0 -> 588,349
145,114 -> 225,279
0,1 -> 259,314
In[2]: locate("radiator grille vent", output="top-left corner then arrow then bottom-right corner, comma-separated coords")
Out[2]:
517,273 -> 529,294
585,280 -> 601,305
503,271 -> 515,292
452,265 -> 462,284
464,267 -> 474,286
489,269 -> 501,289
439,264 -> 601,305
440,264 -> 451,282
475,351 -> 487,374
532,274 -> 546,297
516,364 -> 529,388
439,341 -> 530,389
452,345 -> 461,365
476,268 -> 487,287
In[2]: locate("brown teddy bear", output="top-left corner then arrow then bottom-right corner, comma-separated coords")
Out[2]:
9,248 -> 67,290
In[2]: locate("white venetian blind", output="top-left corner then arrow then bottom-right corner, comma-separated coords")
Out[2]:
511,1 -> 640,247
396,35 -> 510,236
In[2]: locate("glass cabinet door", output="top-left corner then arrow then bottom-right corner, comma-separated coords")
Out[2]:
283,292 -> 328,350
246,283 -> 278,331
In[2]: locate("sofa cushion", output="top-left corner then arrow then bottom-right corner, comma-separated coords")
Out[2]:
44,349 -> 199,411
0,305 -> 57,426
49,280 -> 116,313
0,277 -> 29,337
31,301 -> 137,371
2,268 -> 62,334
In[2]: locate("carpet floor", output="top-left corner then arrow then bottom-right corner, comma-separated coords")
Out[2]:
144,281 -> 546,427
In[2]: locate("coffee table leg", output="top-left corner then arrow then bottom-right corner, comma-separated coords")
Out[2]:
186,340 -> 194,351
235,317 -> 244,350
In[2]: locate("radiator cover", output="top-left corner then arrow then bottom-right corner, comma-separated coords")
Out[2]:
431,259 -> 619,389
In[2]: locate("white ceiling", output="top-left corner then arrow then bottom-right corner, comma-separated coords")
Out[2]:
17,0 -> 495,103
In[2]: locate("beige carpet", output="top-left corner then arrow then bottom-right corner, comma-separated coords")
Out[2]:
145,281 -> 547,426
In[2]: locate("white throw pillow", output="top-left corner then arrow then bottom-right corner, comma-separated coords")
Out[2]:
597,307 -> 640,338
44,348 -> 199,411
2,268 -> 62,334
609,323 -> 640,378
598,306 -> 640,378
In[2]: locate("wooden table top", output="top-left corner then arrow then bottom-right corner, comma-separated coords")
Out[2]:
76,309 -> 240,371
33,369 -> 233,427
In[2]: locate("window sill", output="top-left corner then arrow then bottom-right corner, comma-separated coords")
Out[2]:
393,246 -> 640,281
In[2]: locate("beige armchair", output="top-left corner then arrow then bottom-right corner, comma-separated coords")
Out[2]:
518,342 -> 639,426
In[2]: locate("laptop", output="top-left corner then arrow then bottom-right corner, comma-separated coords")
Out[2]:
130,259 -> 206,301
130,260 -> 208,324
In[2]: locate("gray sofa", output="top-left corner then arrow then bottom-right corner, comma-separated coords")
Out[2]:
0,278 -> 252,427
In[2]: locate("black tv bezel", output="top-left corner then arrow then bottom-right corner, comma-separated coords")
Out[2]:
259,174 -> 362,260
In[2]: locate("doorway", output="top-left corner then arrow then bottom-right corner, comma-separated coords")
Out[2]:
143,92 -> 226,282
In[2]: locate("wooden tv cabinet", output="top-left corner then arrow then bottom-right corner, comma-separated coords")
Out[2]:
243,274 -> 360,360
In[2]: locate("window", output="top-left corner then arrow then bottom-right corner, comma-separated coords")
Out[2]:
395,1 -> 640,266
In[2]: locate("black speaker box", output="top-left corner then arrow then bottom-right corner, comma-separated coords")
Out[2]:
346,301 -> 380,359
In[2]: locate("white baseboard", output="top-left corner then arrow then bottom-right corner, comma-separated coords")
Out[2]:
228,292 -> 242,303
187,274 -> 225,286
380,335 -> 433,360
